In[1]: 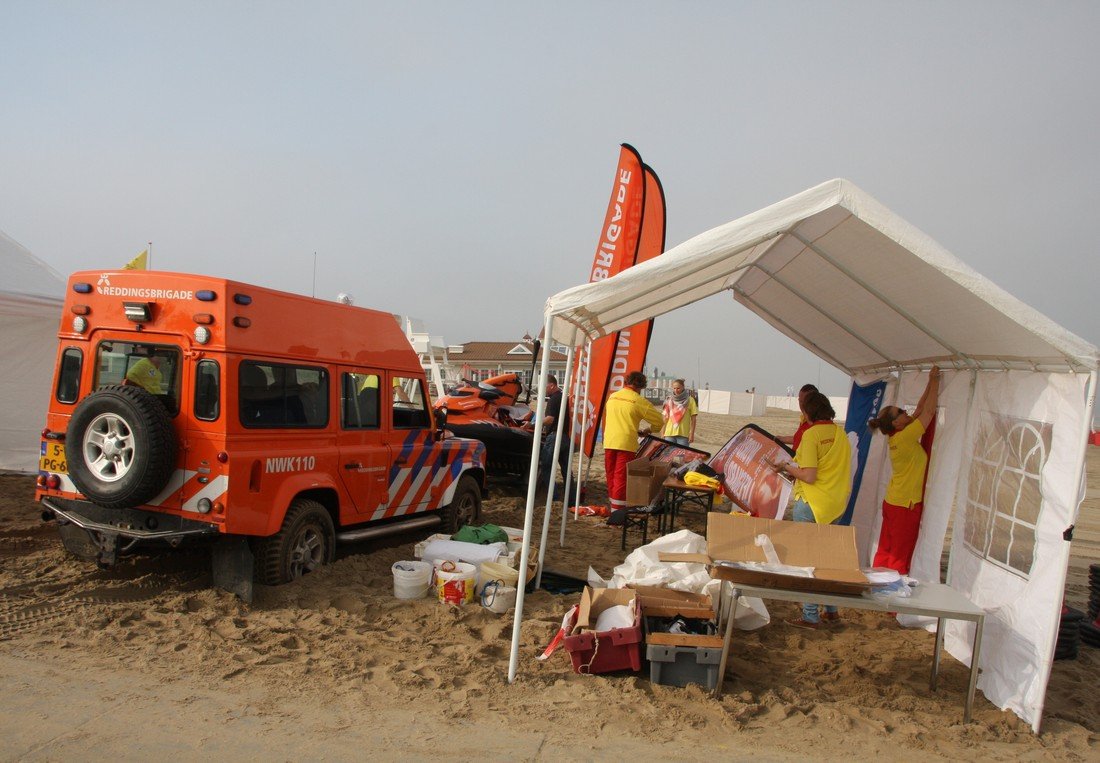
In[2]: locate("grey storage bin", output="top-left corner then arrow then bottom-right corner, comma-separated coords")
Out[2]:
645,643 -> 723,690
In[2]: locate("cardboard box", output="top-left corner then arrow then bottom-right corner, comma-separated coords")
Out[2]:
630,585 -> 715,621
562,586 -> 643,674
626,457 -> 672,507
659,513 -> 870,595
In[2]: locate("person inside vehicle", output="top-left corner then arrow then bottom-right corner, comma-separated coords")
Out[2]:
125,354 -> 165,394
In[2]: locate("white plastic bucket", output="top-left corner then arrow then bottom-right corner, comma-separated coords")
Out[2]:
434,560 -> 477,605
479,560 -> 520,593
391,561 -> 433,600
480,582 -> 518,614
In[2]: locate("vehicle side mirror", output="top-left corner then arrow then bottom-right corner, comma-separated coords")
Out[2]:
434,406 -> 448,433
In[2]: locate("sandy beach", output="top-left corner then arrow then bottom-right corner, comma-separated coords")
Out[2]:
1,408 -> 1096,760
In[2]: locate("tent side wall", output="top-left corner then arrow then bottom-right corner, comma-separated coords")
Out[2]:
942,369 -> 1094,732
0,295 -> 61,472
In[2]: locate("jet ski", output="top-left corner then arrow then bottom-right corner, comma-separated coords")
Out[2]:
434,373 -> 536,476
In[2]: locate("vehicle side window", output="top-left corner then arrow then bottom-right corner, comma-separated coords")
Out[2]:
95,340 -> 181,416
392,376 -> 430,429
56,347 -> 82,404
194,360 -> 220,421
343,373 -> 380,429
239,361 -> 328,428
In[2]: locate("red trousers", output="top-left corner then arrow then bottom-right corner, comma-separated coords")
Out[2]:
873,500 -> 924,575
605,449 -> 634,509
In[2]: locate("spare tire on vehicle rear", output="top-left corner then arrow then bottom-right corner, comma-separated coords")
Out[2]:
67,385 -> 177,509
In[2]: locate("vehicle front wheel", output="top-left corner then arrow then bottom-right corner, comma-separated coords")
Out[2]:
254,499 -> 335,585
441,475 -> 481,533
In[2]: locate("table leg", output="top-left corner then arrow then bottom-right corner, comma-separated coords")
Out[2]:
965,616 -> 984,723
712,582 -> 739,699
930,617 -> 944,691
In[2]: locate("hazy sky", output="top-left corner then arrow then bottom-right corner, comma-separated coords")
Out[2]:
3,2 -> 1097,395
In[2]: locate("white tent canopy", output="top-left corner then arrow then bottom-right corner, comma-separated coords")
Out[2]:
545,179 -> 1096,375
510,179 -> 1098,732
0,230 -> 65,472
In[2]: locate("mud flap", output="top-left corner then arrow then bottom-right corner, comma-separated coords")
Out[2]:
212,537 -> 254,603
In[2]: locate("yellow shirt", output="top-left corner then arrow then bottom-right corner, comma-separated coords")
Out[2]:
125,358 -> 163,394
602,388 -> 664,452
792,422 -> 851,524
885,419 -> 928,508
662,396 -> 698,439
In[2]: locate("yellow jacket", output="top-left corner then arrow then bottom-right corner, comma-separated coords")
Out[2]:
603,387 -> 664,452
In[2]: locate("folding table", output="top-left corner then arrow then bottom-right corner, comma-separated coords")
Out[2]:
712,580 -> 986,722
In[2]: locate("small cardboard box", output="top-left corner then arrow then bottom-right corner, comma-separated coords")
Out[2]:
659,513 -> 870,595
633,585 -> 723,649
562,586 -> 643,674
626,457 -> 672,507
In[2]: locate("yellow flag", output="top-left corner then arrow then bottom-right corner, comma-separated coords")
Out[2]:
123,249 -> 148,270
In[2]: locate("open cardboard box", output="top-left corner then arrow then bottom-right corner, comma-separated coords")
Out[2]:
631,585 -> 723,649
659,512 -> 871,596
563,586 -> 644,674
626,457 -> 672,507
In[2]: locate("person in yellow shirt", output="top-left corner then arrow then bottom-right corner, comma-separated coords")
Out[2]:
770,391 -> 851,627
125,356 -> 165,394
603,371 -> 664,510
867,366 -> 940,575
661,379 -> 697,445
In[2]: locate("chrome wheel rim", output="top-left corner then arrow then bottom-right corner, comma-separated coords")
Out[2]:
82,412 -> 136,483
288,526 -> 325,578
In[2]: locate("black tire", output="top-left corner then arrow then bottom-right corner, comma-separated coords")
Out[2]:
441,475 -> 481,533
67,385 -> 176,509
254,499 -> 335,585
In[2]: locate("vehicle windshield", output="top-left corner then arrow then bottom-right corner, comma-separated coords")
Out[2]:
94,340 -> 181,415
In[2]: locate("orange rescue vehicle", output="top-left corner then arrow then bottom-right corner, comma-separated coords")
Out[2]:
36,270 -> 486,598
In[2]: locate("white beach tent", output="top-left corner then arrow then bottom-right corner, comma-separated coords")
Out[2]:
508,179 -> 1098,732
0,230 -> 65,472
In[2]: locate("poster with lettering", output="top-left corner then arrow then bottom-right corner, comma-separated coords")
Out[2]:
635,433 -> 709,464
708,425 -> 795,520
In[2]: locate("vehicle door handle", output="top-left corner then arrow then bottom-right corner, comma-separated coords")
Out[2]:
344,462 -> 362,469
394,459 -> 407,466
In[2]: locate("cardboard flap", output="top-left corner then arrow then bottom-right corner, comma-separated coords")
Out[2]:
573,587 -> 637,634
706,513 -> 861,570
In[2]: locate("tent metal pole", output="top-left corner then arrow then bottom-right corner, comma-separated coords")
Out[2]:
537,344 -> 575,579
560,336 -> 582,545
788,230 -> 976,368
574,339 -> 595,522
734,289 -> 854,375
508,314 -> 554,684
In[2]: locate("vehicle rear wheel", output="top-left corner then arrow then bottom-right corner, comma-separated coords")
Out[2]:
66,385 -> 176,509
254,499 -> 335,585
441,475 -> 481,533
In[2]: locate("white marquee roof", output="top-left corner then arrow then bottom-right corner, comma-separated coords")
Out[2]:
546,179 -> 1098,375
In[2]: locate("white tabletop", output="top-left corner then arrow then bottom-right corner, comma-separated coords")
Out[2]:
727,581 -> 984,622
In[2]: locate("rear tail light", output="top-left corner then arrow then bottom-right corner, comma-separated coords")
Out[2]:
36,475 -> 47,488
45,474 -> 61,490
